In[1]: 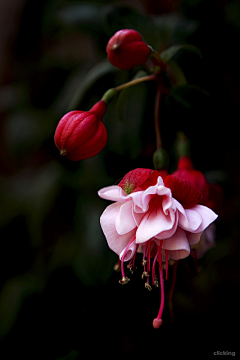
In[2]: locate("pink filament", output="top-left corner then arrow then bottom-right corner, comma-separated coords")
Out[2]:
147,241 -> 151,284
153,241 -> 165,329
152,246 -> 161,286
120,236 -> 136,279
165,249 -> 168,280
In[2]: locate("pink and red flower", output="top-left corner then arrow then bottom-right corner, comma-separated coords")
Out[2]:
98,168 -> 218,328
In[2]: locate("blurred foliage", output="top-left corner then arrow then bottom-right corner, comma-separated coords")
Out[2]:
0,0 -> 240,359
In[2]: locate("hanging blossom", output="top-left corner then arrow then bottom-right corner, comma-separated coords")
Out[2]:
98,168 -> 218,328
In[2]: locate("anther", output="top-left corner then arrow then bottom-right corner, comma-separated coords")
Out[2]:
113,263 -> 121,272
141,259 -> 147,266
119,277 -> 130,285
154,276 -> 159,287
145,282 -> 152,291
127,264 -> 137,274
141,271 -> 149,279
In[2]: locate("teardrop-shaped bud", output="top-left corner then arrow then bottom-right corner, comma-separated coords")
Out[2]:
106,29 -> 150,70
54,100 -> 108,161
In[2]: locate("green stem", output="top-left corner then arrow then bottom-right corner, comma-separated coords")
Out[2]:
150,48 -> 166,69
154,84 -> 163,149
113,73 -> 156,92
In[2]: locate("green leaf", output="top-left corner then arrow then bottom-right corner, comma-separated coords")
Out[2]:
160,44 -> 202,63
166,60 -> 187,86
116,70 -> 148,122
54,58 -> 120,113
169,84 -> 210,109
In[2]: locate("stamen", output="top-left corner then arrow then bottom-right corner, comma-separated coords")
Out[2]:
165,250 -> 168,280
141,271 -> 149,279
146,241 -> 151,286
119,277 -> 130,285
153,241 -> 165,329
145,282 -> 152,291
120,236 -> 136,283
127,245 -> 138,274
113,258 -> 121,272
141,242 -> 149,279
152,246 -> 161,286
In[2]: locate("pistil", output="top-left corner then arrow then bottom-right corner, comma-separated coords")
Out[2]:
153,241 -> 165,329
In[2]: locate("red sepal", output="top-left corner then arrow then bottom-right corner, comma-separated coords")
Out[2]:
164,175 -> 202,207
118,168 -> 159,194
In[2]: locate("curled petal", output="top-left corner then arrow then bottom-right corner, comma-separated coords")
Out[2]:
119,241 -> 137,262
100,202 -> 135,255
190,205 -> 218,232
98,185 -> 127,202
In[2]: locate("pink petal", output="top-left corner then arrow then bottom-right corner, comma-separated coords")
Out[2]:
185,231 -> 202,245
135,196 -> 176,243
116,201 -> 137,235
100,202 -> 136,255
178,207 -> 203,232
119,241 -> 137,262
190,205 -> 218,232
155,210 -> 179,240
98,185 -> 127,202
162,227 -> 190,260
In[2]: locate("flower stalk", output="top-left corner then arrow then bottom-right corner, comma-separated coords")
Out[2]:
113,73 -> 156,92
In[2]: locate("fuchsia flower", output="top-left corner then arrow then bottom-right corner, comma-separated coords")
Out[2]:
106,29 -> 150,70
98,168 -> 218,328
54,100 -> 108,161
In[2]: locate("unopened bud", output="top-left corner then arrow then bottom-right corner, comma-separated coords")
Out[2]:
54,100 -> 108,161
106,29 -> 150,70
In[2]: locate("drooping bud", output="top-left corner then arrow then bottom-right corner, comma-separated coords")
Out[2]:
54,100 -> 108,161
106,29 -> 150,70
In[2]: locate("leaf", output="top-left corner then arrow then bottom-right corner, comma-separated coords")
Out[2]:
154,13 -> 199,50
54,58 -> 120,113
169,84 -> 210,109
166,60 -> 187,86
160,44 -> 202,63
115,70 -> 148,122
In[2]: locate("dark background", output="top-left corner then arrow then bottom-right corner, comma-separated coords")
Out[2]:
0,0 -> 239,358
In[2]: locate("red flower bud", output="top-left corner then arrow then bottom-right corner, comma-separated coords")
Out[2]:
54,100 -> 108,161
106,29 -> 150,70
171,157 -> 209,205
